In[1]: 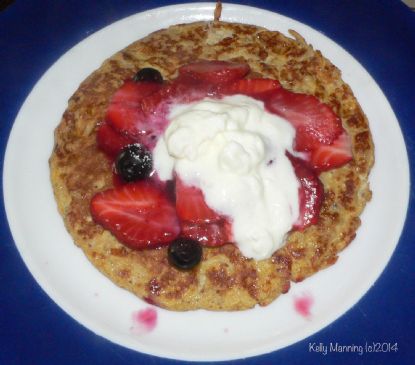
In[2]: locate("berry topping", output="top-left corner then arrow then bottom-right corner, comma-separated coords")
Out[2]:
133,68 -> 164,84
220,78 -> 281,98
140,80 -> 214,117
178,60 -> 250,85
168,238 -> 202,270
105,80 -> 162,140
310,131 -> 352,171
96,122 -> 134,158
287,154 -> 324,230
115,144 -> 153,182
175,177 -> 221,223
181,220 -> 233,247
266,88 -> 343,151
95,60 -> 353,258
90,181 -> 180,249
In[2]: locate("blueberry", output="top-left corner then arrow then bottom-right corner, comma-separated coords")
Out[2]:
133,68 -> 163,83
115,144 -> 152,182
168,238 -> 202,270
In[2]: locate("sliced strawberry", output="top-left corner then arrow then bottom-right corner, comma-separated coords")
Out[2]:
287,153 -> 324,230
178,60 -> 250,85
106,80 -> 162,140
138,86 -> 167,116
96,122 -> 134,157
310,131 -> 353,171
90,181 -> 180,249
175,177 -> 221,223
266,88 -> 342,151
181,219 -> 233,246
220,78 -> 281,98
169,80 -> 218,104
140,80 -> 213,116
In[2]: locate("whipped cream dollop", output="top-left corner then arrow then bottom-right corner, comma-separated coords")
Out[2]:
153,95 -> 299,260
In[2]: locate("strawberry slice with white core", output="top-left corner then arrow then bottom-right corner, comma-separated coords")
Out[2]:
287,153 -> 324,230
220,78 -> 281,98
96,122 -> 135,158
90,181 -> 180,249
106,80 -> 162,141
266,88 -> 343,152
140,80 -> 215,118
181,220 -> 233,247
175,177 -> 221,223
310,131 -> 353,171
178,60 -> 250,85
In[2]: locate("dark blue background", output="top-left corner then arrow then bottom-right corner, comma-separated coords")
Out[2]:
1,1 -> 414,364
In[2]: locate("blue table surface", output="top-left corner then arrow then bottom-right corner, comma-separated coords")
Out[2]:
0,1 -> 414,364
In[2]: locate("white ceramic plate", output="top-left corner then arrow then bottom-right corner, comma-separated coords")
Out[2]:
3,3 -> 410,362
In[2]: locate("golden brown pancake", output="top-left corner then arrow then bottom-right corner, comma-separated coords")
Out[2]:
49,20 -> 374,310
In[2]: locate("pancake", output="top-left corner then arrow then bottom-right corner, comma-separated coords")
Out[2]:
49,19 -> 374,310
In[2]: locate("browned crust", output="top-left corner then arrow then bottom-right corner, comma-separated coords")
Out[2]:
49,21 -> 374,311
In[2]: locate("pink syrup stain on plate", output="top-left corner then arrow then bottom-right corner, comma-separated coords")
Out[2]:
293,292 -> 314,318
130,307 -> 158,334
